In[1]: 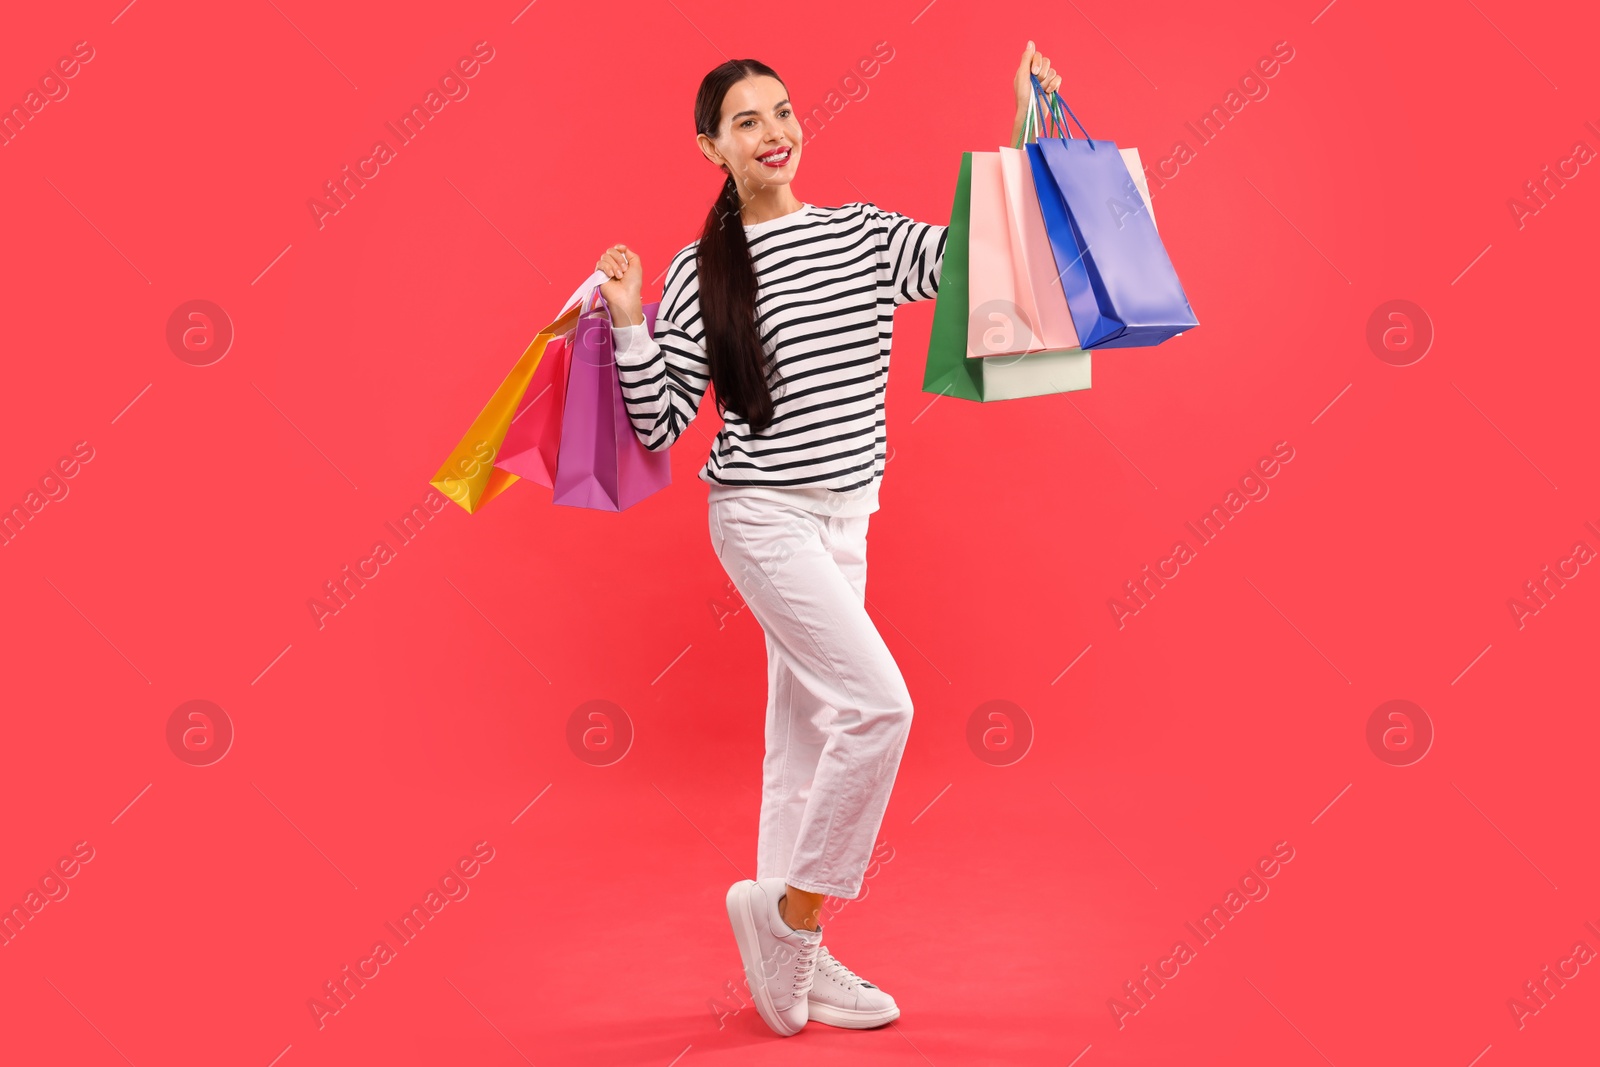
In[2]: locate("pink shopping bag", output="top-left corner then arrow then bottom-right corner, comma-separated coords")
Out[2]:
551,295 -> 671,512
493,334 -> 571,487
967,151 -> 1052,357
997,146 -> 1081,354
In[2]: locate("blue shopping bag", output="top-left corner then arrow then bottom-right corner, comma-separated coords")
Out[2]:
1024,75 -> 1198,348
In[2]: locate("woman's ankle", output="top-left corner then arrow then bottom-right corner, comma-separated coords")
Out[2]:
779,887 -> 823,931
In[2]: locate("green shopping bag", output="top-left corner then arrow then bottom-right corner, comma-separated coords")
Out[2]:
924,152 -> 1092,402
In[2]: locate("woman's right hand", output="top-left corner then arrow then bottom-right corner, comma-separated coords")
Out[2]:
596,243 -> 645,326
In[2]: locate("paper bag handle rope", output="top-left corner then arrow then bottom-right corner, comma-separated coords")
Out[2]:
1031,73 -> 1095,149
1014,89 -> 1051,148
560,268 -> 610,318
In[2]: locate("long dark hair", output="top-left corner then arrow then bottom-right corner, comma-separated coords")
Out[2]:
694,59 -> 787,434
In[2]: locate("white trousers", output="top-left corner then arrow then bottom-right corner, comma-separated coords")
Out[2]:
709,494 -> 914,899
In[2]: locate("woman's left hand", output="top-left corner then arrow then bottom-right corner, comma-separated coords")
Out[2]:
1014,40 -> 1061,118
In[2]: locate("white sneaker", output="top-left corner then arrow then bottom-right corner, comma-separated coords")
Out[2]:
725,877 -> 823,1037
806,944 -> 901,1028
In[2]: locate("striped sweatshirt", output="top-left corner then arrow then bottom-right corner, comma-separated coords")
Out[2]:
611,201 -> 947,516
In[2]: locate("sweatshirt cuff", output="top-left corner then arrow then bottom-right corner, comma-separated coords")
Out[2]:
612,322 -> 650,359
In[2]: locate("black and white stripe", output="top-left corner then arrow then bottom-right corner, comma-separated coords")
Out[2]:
611,201 -> 946,492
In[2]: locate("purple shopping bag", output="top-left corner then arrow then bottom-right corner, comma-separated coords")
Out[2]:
551,296 -> 671,511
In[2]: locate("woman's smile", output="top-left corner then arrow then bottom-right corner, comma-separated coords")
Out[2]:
757,145 -> 793,169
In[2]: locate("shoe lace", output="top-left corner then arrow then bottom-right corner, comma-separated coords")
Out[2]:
791,937 -> 823,997
816,945 -> 868,990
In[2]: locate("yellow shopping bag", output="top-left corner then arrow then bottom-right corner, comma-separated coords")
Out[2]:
430,271 -> 608,513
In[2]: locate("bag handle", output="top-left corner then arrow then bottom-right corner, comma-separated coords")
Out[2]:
1012,88 -> 1054,148
560,268 -> 610,317
1029,74 -> 1066,141
1031,73 -> 1095,147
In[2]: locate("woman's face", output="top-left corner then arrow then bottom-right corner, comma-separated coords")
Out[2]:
700,75 -> 802,192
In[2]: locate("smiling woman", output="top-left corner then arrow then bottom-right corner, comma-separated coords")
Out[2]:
580,41 -> 1063,1041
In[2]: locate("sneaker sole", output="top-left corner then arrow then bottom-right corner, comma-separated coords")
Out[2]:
806,1001 -> 901,1029
725,881 -> 804,1037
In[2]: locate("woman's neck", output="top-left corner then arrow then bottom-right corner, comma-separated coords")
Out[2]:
738,186 -> 804,226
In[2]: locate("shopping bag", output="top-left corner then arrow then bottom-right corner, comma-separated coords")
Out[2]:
969,151 -> 1052,356
1025,74 -> 1197,349
924,150 -> 1092,402
975,89 -> 1081,357
551,294 -> 671,511
430,272 -> 608,513
1002,147 -> 1164,330
997,144 -> 1082,354
983,92 -> 1159,361
1005,141 -> 1154,341
493,333 -> 571,488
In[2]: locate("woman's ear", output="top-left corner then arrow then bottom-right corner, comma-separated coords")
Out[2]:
696,132 -> 726,170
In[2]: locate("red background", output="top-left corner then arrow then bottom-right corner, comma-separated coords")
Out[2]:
2,0 -> 1596,1064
